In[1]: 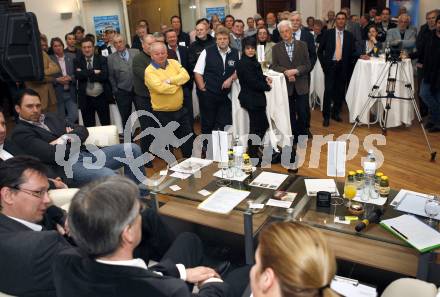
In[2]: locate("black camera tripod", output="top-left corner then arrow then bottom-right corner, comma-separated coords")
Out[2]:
346,58 -> 437,161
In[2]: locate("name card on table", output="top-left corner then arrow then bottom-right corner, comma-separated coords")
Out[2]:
327,141 -> 346,177
212,130 -> 229,163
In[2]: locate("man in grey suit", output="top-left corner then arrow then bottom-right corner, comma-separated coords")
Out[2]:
50,37 -> 78,123
341,7 -> 363,56
386,14 -> 417,52
271,20 -> 311,173
108,34 -> 139,131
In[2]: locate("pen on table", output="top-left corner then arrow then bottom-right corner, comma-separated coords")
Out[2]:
390,225 -> 408,240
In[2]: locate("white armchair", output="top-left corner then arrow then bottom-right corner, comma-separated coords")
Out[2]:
84,125 -> 120,147
381,278 -> 439,297
0,292 -> 17,297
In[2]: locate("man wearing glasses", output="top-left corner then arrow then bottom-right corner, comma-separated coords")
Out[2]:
0,156 -> 71,296
0,157 -> 175,296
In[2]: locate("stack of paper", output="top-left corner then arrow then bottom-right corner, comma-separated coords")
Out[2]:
198,187 -> 250,214
249,172 -> 288,190
331,276 -> 377,297
170,158 -> 213,174
381,214 -> 440,253
390,190 -> 438,220
304,179 -> 340,196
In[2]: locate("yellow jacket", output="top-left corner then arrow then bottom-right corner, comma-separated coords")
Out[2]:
145,59 -> 190,112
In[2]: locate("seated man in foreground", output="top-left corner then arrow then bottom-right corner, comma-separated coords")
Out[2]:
0,156 -> 71,296
54,175 -> 249,297
10,88 -> 148,190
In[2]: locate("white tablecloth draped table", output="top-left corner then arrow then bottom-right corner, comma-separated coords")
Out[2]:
309,59 -> 325,111
231,70 -> 292,150
346,58 -> 414,128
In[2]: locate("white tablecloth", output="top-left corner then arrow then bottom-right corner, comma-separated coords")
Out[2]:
231,70 -> 292,149
346,58 -> 414,128
309,59 -> 325,111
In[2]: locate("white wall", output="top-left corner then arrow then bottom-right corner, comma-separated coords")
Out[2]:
13,0 -> 82,40
350,0 -> 361,17
82,0 -> 127,39
419,0 -> 437,28
297,0 -> 318,19
13,0 -> 130,43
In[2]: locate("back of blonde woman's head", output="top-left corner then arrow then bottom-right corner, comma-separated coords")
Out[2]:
258,222 -> 338,297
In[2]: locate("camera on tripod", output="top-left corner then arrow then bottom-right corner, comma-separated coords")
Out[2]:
385,44 -> 402,62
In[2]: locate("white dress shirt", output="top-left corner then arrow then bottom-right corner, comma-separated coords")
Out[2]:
96,258 -> 187,280
8,216 -> 43,231
0,144 -> 14,160
333,29 -> 344,61
293,29 -> 302,41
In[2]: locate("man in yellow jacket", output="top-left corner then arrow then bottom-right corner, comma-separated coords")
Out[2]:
144,42 -> 194,158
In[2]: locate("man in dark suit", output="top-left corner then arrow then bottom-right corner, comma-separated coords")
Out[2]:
290,11 -> 317,138
377,8 -> 397,42
54,175 -> 248,297
266,12 -> 280,43
318,11 -> 357,127
165,29 -> 194,130
271,20 -> 311,172
132,34 -> 155,163
99,26 -> 117,57
75,37 -> 111,127
171,15 -> 190,47
0,156 -> 71,297
10,88 -> 147,189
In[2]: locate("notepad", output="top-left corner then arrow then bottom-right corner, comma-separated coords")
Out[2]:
304,179 -> 340,196
380,214 -> 440,253
249,172 -> 288,190
197,187 -> 250,214
170,158 -> 213,174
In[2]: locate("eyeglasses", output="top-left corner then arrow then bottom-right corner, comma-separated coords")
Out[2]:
12,186 -> 49,199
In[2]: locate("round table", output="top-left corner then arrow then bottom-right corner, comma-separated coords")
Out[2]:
346,58 -> 415,128
231,70 -> 292,150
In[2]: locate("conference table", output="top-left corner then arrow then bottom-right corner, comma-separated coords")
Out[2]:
346,58 -> 415,128
231,70 -> 292,150
147,160 -> 435,279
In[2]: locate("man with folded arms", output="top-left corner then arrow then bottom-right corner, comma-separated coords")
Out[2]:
54,175 -> 248,297
145,42 -> 194,158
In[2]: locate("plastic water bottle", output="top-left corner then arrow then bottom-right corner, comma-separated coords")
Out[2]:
362,150 -> 378,200
233,137 -> 244,177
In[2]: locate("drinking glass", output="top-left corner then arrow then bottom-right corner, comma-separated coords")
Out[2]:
425,195 -> 440,226
344,183 -> 357,207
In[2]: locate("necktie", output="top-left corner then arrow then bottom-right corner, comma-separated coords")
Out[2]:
87,58 -> 93,70
121,51 -> 127,61
335,31 -> 342,61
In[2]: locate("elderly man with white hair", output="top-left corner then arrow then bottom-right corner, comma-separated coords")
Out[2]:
144,42 -> 194,158
386,13 -> 417,51
271,20 -> 311,173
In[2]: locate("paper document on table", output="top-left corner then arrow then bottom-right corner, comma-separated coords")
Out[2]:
249,172 -> 288,190
170,158 -> 213,174
212,131 -> 229,162
304,179 -> 339,196
380,214 -> 440,253
391,190 -> 439,220
198,187 -> 250,214
327,141 -> 346,177
331,276 -> 377,297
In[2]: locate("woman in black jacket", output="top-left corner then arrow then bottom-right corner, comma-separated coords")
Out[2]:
236,37 -> 272,161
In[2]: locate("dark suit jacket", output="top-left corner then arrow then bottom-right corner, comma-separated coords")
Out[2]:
10,113 -> 89,180
167,45 -> 192,87
317,29 -> 357,78
236,55 -> 271,109
74,54 -> 112,109
178,31 -> 191,48
271,40 -> 311,96
50,53 -> 77,104
53,248 -> 229,297
0,213 -> 70,297
298,28 -> 317,69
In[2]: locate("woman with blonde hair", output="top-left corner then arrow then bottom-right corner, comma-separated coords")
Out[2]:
250,222 -> 339,297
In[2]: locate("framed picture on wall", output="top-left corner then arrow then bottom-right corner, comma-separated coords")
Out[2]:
93,15 -> 121,46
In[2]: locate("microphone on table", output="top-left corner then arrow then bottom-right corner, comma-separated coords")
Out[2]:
355,209 -> 383,232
